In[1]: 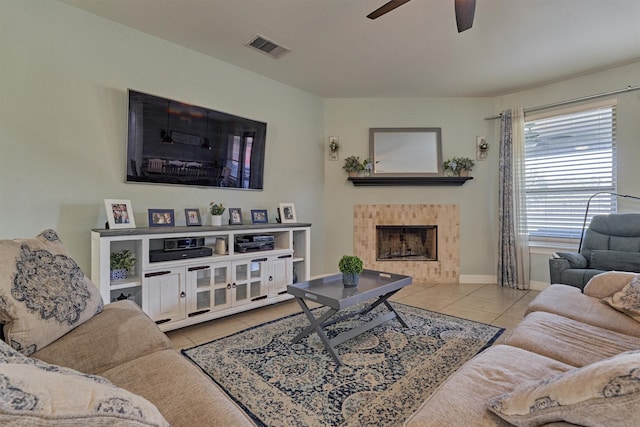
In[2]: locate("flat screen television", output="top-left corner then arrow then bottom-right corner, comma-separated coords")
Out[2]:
126,89 -> 266,190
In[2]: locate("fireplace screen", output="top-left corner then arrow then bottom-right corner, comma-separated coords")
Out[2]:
376,225 -> 437,261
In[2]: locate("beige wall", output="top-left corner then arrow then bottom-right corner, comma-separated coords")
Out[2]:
321,63 -> 640,285
322,97 -> 495,277
2,0 -> 639,286
0,0 -> 326,275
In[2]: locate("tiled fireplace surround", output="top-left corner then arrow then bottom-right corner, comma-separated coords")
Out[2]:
354,204 -> 460,284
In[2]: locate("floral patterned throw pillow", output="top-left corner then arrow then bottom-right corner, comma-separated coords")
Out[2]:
487,350 -> 640,426
0,230 -> 103,355
602,274 -> 640,322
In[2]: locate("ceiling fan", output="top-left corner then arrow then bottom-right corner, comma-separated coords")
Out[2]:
367,0 -> 476,33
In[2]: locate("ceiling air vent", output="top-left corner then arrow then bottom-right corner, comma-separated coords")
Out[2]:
245,34 -> 290,59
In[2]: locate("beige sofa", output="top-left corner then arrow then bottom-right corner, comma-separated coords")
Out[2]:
405,271 -> 640,426
0,230 -> 253,426
30,300 -> 255,426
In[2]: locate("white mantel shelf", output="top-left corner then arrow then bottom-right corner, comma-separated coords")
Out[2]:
348,176 -> 473,186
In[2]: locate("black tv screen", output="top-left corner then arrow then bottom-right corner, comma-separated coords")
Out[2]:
126,90 -> 266,190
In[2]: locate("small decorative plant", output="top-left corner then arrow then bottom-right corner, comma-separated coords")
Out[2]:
457,157 -> 475,171
342,156 -> 364,174
110,250 -> 136,280
362,158 -> 374,176
443,156 -> 475,175
110,250 -> 136,271
209,202 -> 225,216
339,255 -> 364,287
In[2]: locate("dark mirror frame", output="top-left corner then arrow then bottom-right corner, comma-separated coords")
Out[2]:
369,128 -> 443,177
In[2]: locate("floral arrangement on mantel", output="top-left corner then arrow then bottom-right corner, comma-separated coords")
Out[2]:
443,157 -> 475,176
343,156 -> 364,175
209,202 -> 225,216
343,156 -> 376,177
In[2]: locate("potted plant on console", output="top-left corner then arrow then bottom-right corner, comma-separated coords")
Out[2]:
110,250 -> 136,281
339,255 -> 364,287
209,202 -> 225,226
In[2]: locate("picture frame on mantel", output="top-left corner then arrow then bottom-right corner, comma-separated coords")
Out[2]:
104,199 -> 136,229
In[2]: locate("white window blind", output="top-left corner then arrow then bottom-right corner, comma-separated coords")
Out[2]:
524,102 -> 617,239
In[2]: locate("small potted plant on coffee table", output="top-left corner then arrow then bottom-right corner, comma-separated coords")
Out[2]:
110,249 -> 136,281
338,255 -> 364,287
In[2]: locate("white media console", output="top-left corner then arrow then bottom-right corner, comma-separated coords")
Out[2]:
91,223 -> 311,331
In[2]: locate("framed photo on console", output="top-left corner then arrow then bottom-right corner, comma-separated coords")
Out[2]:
184,208 -> 202,226
104,199 -> 136,229
251,209 -> 268,224
279,203 -> 297,223
229,208 -> 243,225
148,209 -> 175,227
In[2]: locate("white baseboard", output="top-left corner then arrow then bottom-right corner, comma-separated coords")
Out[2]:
459,274 -> 496,284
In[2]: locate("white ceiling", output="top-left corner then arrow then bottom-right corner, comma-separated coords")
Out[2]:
59,0 -> 640,98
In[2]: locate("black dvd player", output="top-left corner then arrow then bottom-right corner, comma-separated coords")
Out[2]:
149,247 -> 213,263
235,235 -> 275,252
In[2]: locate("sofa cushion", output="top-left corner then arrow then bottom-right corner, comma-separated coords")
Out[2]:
559,268 -> 605,289
503,311 -> 640,367
526,284 -> 640,338
591,250 -> 640,273
0,364 -> 170,426
583,271 -> 637,299
0,230 -> 103,356
603,274 -> 640,322
0,339 -> 169,426
487,350 -> 640,427
404,345 -> 572,427
32,300 -> 172,375
101,348 -> 255,427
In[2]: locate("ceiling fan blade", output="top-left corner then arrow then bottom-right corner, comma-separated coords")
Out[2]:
367,0 -> 412,20
455,0 -> 476,32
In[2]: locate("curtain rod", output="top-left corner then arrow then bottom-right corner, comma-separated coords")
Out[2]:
484,84 -> 640,120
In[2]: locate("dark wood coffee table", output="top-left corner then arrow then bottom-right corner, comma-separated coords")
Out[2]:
287,269 -> 412,365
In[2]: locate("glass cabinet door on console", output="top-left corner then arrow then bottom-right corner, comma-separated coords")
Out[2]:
186,263 -> 231,316
232,258 -> 268,306
144,268 -> 186,325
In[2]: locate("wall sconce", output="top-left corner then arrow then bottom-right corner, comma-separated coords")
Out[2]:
476,136 -> 489,160
329,136 -> 339,161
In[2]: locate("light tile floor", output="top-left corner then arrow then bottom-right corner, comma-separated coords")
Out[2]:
166,282 -> 539,351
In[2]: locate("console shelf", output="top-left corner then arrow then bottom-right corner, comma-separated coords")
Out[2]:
91,223 -> 311,331
348,176 -> 473,186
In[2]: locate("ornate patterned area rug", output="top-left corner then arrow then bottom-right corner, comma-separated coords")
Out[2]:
182,303 -> 504,427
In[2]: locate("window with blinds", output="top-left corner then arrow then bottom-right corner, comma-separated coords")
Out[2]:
524,102 -> 617,240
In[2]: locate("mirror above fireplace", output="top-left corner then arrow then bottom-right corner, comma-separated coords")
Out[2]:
369,128 -> 443,177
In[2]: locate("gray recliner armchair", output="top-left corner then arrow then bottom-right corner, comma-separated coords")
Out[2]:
549,213 -> 640,290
